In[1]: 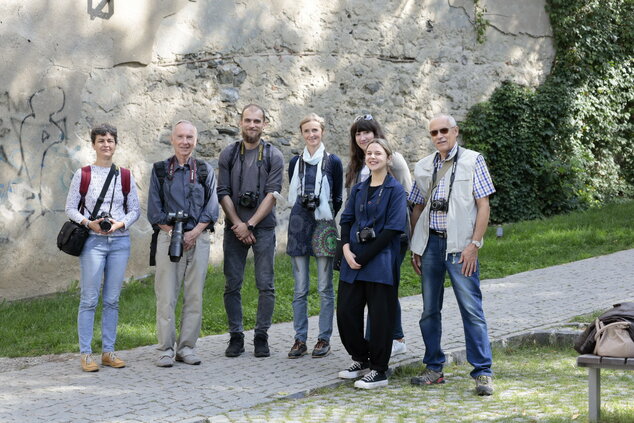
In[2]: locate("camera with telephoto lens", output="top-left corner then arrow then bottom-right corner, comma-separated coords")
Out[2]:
97,211 -> 113,231
167,210 -> 189,263
239,191 -> 259,209
356,227 -> 376,244
430,198 -> 449,212
300,193 -> 320,211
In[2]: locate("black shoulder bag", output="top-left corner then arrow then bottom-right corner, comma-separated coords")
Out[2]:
57,165 -> 117,256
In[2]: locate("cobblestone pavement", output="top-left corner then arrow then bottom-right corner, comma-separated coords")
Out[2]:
1,249 -> 633,422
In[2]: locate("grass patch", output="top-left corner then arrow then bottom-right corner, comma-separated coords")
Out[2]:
218,343 -> 634,423
1,200 -> 634,357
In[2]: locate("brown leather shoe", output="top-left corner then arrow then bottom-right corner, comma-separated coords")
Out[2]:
81,354 -> 99,372
101,351 -> 126,368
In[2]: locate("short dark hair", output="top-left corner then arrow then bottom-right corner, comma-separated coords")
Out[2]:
90,123 -> 118,144
241,104 -> 267,122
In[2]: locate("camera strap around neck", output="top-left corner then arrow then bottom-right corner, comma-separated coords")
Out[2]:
298,152 -> 328,197
86,164 -> 118,220
425,147 -> 459,209
238,141 -> 264,196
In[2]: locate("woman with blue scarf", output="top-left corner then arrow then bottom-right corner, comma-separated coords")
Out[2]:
286,113 -> 343,359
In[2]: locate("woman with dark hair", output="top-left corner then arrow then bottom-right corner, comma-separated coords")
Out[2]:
337,138 -> 407,389
65,124 -> 140,372
286,113 -> 344,359
345,114 -> 412,357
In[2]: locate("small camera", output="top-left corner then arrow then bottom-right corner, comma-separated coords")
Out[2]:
239,191 -> 259,209
430,198 -> 449,212
356,227 -> 376,244
97,211 -> 113,231
300,193 -> 320,211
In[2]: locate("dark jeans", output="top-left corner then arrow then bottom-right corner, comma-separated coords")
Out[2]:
223,227 -> 276,336
419,233 -> 493,377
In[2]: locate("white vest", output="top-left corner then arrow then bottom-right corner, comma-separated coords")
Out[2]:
410,147 -> 482,257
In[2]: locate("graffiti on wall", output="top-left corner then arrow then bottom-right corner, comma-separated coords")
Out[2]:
87,0 -> 114,20
0,87 -> 76,240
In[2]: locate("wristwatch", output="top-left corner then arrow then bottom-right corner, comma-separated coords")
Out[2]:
84,220 -> 91,229
471,240 -> 482,248
247,223 -> 255,232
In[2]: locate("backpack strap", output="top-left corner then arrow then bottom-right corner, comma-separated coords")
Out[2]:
153,161 -> 168,211
79,165 -> 91,213
119,167 -> 131,214
226,141 -> 242,173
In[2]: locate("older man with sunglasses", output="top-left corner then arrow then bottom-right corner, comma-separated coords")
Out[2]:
408,114 -> 496,396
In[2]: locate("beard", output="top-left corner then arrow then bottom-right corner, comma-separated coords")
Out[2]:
242,129 -> 261,145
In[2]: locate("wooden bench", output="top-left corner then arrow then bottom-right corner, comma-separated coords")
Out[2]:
576,354 -> 634,422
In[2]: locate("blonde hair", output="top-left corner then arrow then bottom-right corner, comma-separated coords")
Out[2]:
299,113 -> 326,132
365,138 -> 393,158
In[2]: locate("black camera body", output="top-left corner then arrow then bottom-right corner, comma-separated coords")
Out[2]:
356,227 -> 376,244
167,210 -> 189,263
97,211 -> 113,231
239,191 -> 259,209
430,198 -> 449,212
301,193 -> 320,211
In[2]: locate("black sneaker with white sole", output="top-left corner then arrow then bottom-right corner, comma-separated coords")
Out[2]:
338,360 -> 370,379
354,370 -> 388,389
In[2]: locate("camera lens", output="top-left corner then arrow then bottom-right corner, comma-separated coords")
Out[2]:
99,219 -> 112,231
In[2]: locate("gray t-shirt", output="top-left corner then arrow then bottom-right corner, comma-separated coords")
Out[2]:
217,140 -> 284,228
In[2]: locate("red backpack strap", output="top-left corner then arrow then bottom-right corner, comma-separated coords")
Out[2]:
79,165 -> 91,213
120,167 -> 131,214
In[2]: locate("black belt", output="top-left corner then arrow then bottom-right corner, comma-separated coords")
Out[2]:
429,229 -> 447,238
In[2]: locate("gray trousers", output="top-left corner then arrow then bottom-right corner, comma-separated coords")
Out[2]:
154,230 -> 210,356
223,227 -> 276,335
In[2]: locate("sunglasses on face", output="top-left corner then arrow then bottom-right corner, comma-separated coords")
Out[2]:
429,126 -> 455,137
354,114 -> 373,122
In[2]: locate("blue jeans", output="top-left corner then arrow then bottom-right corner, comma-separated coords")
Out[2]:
78,235 -> 130,354
419,233 -> 492,377
223,227 -> 276,335
291,255 -> 335,343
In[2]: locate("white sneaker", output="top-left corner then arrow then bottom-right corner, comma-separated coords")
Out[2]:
391,339 -> 407,357
338,360 -> 370,379
354,370 -> 388,389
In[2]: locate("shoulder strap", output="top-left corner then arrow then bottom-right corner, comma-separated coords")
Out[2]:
154,161 -> 167,208
265,142 -> 272,172
119,167 -> 131,214
195,159 -> 210,205
227,141 -> 242,173
79,165 -> 91,213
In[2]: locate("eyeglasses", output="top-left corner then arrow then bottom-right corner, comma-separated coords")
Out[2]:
429,126 -> 455,137
354,114 -> 373,122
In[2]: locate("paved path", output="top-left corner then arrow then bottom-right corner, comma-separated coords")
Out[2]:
2,249 -> 634,423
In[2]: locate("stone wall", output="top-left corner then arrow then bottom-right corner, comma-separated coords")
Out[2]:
0,0 -> 554,300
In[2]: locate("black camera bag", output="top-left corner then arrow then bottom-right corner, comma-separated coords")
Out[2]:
57,221 -> 90,256
57,164 -> 117,256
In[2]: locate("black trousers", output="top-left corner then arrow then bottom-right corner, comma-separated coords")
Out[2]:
337,279 -> 397,372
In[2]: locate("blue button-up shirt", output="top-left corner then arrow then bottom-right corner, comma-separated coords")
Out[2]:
147,156 -> 219,231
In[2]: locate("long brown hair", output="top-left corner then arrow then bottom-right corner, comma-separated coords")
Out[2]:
345,116 -> 386,188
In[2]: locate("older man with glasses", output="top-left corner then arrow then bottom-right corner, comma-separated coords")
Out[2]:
408,114 -> 496,396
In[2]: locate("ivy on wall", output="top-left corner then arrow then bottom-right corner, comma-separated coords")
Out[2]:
461,0 -> 634,223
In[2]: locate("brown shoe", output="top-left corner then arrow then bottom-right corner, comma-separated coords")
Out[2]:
102,351 -> 126,368
81,354 -> 99,372
311,339 -> 331,358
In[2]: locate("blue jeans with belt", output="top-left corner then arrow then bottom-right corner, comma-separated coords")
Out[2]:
78,234 -> 130,354
419,233 -> 493,378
